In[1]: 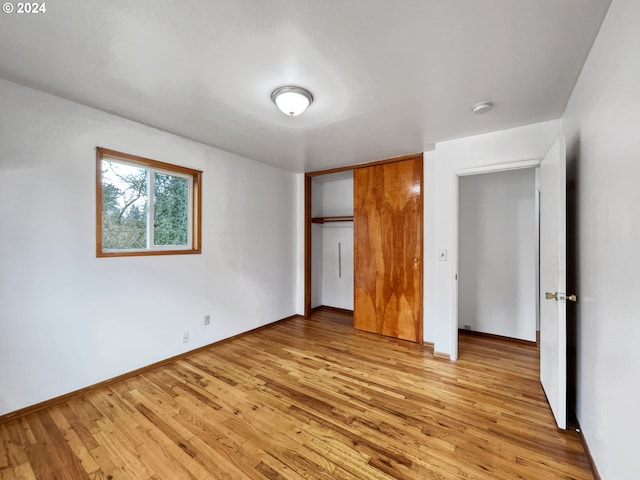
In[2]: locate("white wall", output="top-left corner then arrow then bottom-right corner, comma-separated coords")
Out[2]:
458,169 -> 536,341
295,173 -> 306,315
319,177 -> 353,216
311,177 -> 324,217
321,224 -> 354,309
311,223 -> 323,308
562,0 -> 640,478
423,119 -> 562,357
310,178 -> 324,308
320,176 -> 354,309
310,174 -> 354,310
0,79 -> 298,416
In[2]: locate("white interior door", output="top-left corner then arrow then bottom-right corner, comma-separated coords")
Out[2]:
539,136 -> 567,430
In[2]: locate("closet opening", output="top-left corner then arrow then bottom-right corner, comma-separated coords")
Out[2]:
304,153 -> 423,344
307,170 -> 355,316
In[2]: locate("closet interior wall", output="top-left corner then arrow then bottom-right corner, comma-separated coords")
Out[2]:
311,171 -> 354,311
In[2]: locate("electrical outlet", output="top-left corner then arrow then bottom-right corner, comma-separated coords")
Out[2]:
204,314 -> 211,326
464,324 -> 471,330
182,332 -> 189,344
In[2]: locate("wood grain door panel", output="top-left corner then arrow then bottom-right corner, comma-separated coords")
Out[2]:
353,156 -> 423,342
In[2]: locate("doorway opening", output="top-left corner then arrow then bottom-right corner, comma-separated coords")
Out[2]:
451,158 -> 541,360
457,167 -> 538,343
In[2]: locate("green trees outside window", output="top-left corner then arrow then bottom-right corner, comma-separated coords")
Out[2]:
153,173 -> 189,247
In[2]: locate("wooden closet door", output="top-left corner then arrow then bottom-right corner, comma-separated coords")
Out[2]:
353,156 -> 423,343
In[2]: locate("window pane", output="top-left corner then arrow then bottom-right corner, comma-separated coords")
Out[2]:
101,160 -> 148,249
153,173 -> 189,246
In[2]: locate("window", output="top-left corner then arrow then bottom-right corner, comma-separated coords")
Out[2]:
96,147 -> 202,257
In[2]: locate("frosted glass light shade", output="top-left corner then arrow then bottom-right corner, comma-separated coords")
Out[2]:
271,86 -> 313,116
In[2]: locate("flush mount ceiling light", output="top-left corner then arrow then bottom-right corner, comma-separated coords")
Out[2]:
271,86 -> 314,116
471,101 -> 494,114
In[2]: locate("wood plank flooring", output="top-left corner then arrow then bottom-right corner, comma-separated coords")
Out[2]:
0,309 -> 593,479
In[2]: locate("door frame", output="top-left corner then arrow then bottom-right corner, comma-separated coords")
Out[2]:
304,167 -> 354,318
451,158 -> 541,360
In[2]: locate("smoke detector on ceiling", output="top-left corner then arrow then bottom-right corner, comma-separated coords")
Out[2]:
471,101 -> 494,114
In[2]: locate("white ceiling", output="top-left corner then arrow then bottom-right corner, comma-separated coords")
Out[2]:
0,0 -> 611,173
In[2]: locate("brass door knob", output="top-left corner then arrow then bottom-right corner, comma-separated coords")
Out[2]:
545,292 -> 577,302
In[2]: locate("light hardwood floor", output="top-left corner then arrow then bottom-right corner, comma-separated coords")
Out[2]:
0,309 -> 592,479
